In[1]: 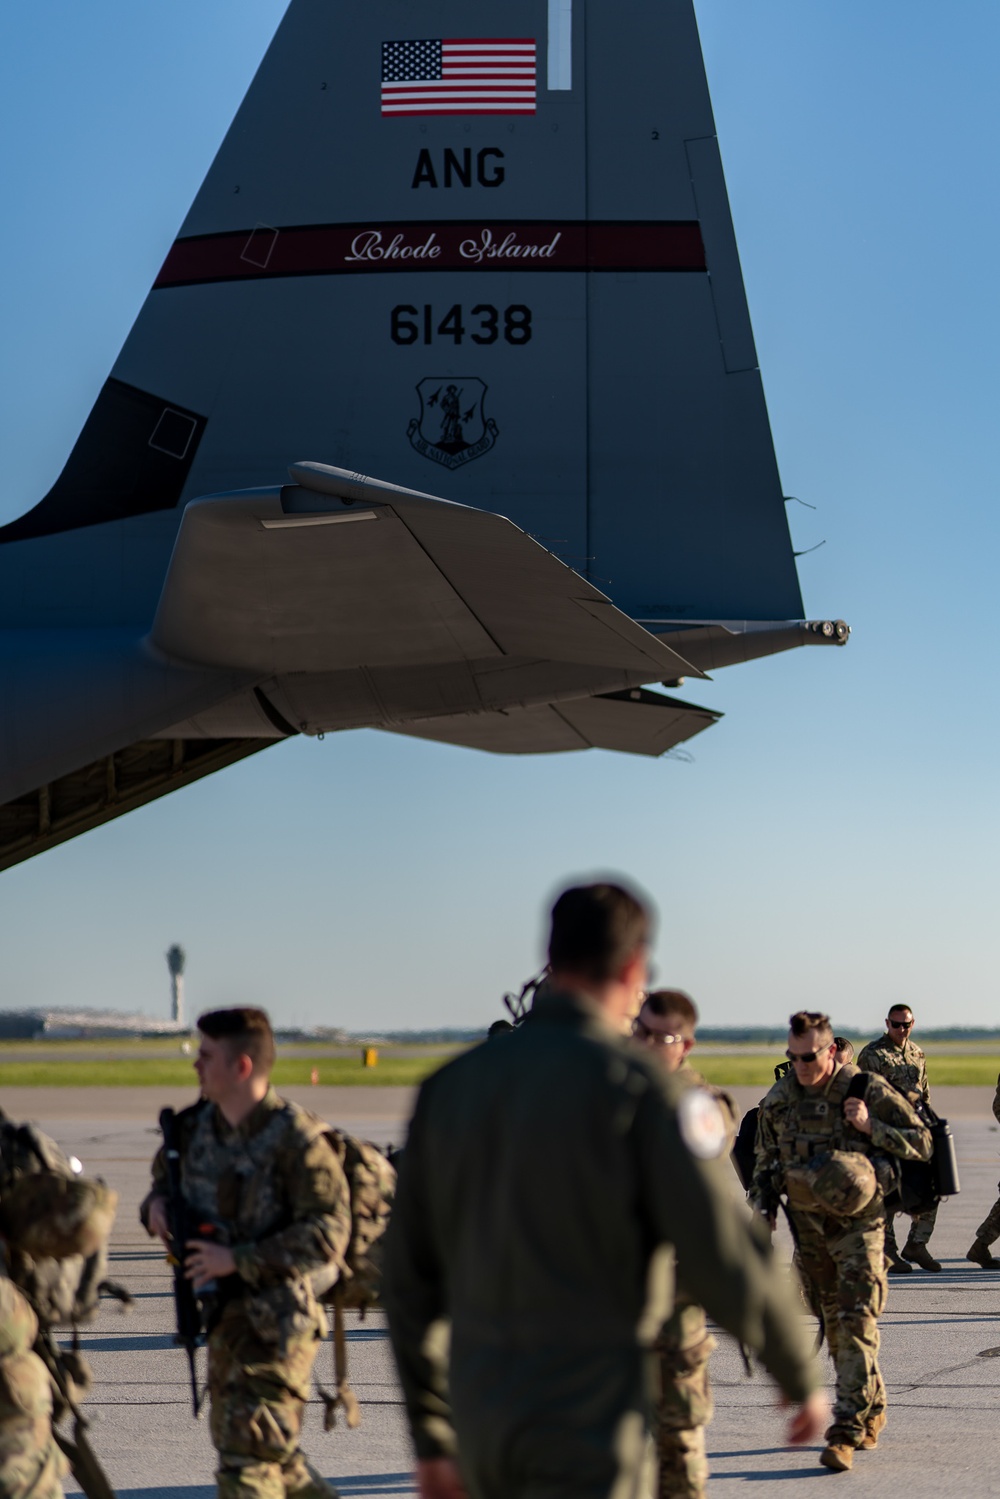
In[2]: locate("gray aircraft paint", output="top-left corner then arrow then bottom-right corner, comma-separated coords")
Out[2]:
0,0 -> 846,869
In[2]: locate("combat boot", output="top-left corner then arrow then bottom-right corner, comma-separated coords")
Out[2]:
859,1410 -> 886,1450
885,1243 -> 912,1274
902,1240 -> 942,1272
820,1444 -> 854,1472
967,1237 -> 1000,1269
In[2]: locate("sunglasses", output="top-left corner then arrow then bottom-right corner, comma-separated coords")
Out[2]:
887,1020 -> 913,1030
633,1020 -> 685,1046
786,1047 -> 832,1064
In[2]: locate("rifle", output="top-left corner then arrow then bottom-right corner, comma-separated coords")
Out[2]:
35,1327 -> 117,1499
158,1107 -> 205,1417
756,1169 -> 825,1353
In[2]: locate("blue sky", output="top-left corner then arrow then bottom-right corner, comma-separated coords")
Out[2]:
0,2 -> 996,1033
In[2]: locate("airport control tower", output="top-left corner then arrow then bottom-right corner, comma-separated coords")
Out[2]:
166,944 -> 185,1027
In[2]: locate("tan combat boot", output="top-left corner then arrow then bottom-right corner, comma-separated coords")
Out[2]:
967,1237 -> 1000,1269
859,1410 -> 886,1450
820,1444 -> 854,1472
902,1240 -> 942,1272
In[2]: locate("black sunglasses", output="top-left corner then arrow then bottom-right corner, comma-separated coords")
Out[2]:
786,1046 -> 832,1064
887,1019 -> 913,1030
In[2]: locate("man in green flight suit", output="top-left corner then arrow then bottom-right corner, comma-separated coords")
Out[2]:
631,988 -> 737,1499
384,882 -> 827,1499
858,1004 -> 939,1273
142,1007 -> 352,1499
752,1009 -> 932,1472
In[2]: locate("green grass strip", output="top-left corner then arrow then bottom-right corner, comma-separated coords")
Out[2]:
0,1056 -> 448,1088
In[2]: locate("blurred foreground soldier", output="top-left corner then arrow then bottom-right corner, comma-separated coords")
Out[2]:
858,1005 -> 940,1273
385,883 -> 827,1499
632,989 -> 736,1499
142,1008 -> 351,1499
0,1110 -> 118,1499
967,1072 -> 1000,1269
752,1011 -> 932,1472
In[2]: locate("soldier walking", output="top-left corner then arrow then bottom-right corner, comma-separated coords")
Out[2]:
0,1110 -> 118,1499
751,1010 -> 931,1472
142,1007 -> 352,1499
858,1005 -> 940,1272
631,988 -> 737,1499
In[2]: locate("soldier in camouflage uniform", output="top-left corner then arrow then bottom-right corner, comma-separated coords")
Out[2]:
857,1005 -> 939,1272
632,989 -> 738,1499
752,1010 -> 931,1473
0,1276 -> 66,1499
0,1109 -> 119,1499
142,1008 -> 352,1499
966,1072 -> 1000,1269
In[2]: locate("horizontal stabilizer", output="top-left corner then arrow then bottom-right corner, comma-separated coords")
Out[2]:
648,618 -> 850,673
151,467 -> 701,683
388,688 -> 720,758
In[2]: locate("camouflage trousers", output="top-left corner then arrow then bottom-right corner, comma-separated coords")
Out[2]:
976,1184 -> 1000,1245
652,1301 -> 715,1499
791,1205 -> 887,1449
884,1202 -> 938,1253
0,1280 -> 66,1499
208,1299 -> 338,1499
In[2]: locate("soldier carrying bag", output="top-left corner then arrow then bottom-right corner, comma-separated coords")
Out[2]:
0,1113 -> 121,1499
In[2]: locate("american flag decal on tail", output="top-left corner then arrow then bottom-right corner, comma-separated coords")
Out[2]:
381,39 -> 537,116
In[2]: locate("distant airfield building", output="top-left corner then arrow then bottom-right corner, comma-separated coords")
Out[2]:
0,1009 -> 191,1040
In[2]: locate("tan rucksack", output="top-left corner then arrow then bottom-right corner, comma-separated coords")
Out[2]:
317,1130 -> 396,1430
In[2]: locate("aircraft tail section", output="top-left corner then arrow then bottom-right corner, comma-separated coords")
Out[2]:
0,0 -> 806,625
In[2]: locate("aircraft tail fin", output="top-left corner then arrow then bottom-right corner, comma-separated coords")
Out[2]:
3,0 -> 807,629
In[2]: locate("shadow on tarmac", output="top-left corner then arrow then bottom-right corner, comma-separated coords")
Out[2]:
105,1481 -> 416,1499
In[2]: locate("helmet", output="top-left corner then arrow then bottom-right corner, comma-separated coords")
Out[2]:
797,1145 -> 875,1217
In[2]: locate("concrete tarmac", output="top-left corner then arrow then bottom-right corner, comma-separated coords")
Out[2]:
11,1083 -> 1000,1497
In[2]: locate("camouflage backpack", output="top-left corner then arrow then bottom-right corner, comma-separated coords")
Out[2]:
316,1129 -> 396,1430
0,1110 -> 118,1329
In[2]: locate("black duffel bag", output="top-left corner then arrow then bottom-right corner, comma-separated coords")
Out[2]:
847,1074 -> 960,1214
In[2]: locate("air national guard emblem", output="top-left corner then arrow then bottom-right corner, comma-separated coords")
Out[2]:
407,378 -> 498,470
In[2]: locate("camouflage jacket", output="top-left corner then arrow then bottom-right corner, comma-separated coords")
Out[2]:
993,1074 -> 1000,1126
750,1063 -> 932,1218
857,1033 -> 929,1104
0,1110 -> 116,1326
143,1088 -> 350,1296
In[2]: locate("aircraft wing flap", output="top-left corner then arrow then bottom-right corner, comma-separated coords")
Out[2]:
150,481 -> 701,682
388,688 -> 720,758
382,489 -> 702,677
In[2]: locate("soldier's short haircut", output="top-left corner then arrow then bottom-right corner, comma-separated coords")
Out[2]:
198,1007 -> 276,1075
887,1003 -> 914,1019
789,1010 -> 834,1047
644,989 -> 698,1032
548,883 -> 650,984
833,1036 -> 854,1062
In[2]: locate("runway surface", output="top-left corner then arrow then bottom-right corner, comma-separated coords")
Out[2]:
12,1084 -> 1000,1497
